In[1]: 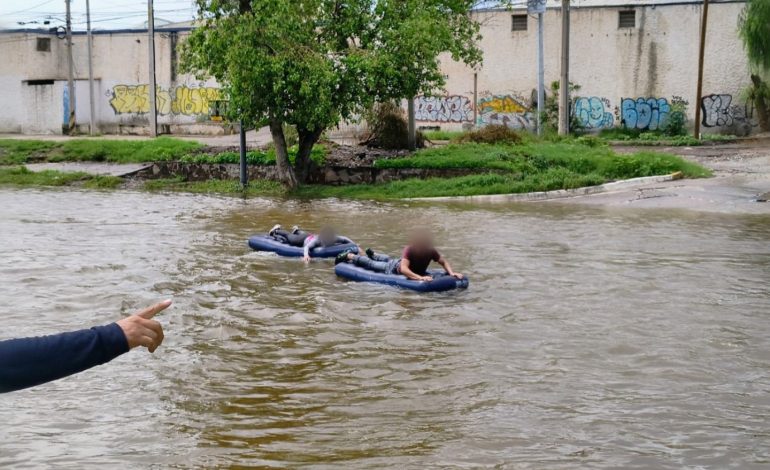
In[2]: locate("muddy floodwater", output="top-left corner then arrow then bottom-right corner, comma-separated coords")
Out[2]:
0,188 -> 768,469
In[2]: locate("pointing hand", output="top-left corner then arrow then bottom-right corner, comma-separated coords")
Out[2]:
116,300 -> 171,353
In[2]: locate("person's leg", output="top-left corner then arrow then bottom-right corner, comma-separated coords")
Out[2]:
352,255 -> 389,273
271,229 -> 291,244
386,258 -> 402,274
370,253 -> 391,262
286,231 -> 309,246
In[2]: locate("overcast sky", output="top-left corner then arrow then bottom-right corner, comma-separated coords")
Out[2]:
0,0 -> 196,30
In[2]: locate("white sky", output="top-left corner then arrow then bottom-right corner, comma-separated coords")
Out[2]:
0,0 -> 196,30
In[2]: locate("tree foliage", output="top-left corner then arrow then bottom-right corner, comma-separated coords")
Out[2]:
181,0 -> 482,187
739,0 -> 770,131
739,0 -> 770,71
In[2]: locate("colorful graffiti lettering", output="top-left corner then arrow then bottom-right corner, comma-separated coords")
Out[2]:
478,95 -> 535,130
621,97 -> 670,131
701,94 -> 734,127
415,95 -> 472,122
573,97 -> 614,129
109,84 -> 221,115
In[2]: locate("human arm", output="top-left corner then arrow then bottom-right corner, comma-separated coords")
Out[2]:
399,258 -> 433,282
0,300 -> 170,393
437,256 -> 463,279
303,238 -> 322,262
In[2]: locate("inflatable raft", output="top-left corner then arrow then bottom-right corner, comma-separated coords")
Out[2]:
335,263 -> 469,292
248,235 -> 358,258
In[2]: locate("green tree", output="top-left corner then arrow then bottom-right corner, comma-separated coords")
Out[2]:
739,0 -> 770,131
181,0 -> 481,187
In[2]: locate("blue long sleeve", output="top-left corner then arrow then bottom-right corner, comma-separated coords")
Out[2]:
0,323 -> 129,393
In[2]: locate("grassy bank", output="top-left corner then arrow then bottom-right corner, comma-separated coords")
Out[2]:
0,166 -> 123,189
0,137 -> 327,166
0,139 -> 711,200
0,137 -> 201,165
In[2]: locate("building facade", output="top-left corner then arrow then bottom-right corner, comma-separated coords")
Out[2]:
0,25 -> 224,135
0,0 -> 757,136
422,0 -> 754,135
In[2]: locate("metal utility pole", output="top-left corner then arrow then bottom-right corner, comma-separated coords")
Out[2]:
693,0 -> 709,139
86,0 -> 96,135
147,0 -> 158,137
558,0 -> 570,135
65,0 -> 76,134
407,97 -> 416,150
529,0 -> 546,135
239,120 -> 248,188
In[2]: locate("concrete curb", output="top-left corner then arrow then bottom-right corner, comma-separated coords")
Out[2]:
406,173 -> 683,203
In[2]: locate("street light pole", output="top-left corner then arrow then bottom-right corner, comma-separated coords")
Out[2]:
147,0 -> 158,137
86,0 -> 96,135
528,0 -> 546,135
558,0 -> 570,135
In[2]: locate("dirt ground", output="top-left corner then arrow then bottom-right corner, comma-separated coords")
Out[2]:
560,140 -> 770,214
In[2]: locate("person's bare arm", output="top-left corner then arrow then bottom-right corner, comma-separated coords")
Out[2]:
400,258 -> 432,282
437,256 -> 463,279
303,239 -> 320,262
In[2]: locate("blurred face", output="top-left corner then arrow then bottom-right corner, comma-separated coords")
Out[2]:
409,228 -> 434,253
319,227 -> 337,246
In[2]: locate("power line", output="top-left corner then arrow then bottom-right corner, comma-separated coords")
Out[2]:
3,0 -> 58,16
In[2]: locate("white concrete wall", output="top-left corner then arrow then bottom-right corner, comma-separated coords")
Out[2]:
0,1 -> 756,136
0,29 -> 225,135
419,1 -> 755,135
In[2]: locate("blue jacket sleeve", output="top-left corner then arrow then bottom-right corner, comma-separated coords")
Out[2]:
0,323 -> 129,393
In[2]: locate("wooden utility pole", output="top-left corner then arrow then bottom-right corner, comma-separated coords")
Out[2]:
693,0 -> 709,139
65,0 -> 76,134
86,0 -> 96,135
558,0 -> 570,135
147,0 -> 158,137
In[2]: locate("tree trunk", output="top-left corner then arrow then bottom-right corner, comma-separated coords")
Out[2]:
269,119 -> 298,188
751,74 -> 770,132
294,126 -> 325,184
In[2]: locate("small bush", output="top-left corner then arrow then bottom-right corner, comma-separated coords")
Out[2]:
362,101 -> 424,150
456,125 -> 523,145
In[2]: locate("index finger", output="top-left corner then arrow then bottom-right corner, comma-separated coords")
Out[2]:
136,299 -> 172,320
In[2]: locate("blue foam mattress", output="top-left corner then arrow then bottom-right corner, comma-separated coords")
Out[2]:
248,235 -> 358,258
334,263 -> 469,292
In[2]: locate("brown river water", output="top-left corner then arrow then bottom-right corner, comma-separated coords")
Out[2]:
0,188 -> 768,469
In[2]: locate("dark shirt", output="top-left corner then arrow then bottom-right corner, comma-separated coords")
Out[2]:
0,323 -> 129,393
400,246 -> 441,275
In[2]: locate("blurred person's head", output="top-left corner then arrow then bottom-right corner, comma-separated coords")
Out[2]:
318,226 -> 338,246
409,227 -> 435,253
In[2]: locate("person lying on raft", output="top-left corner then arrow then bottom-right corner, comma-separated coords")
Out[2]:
337,228 -> 463,282
269,224 -> 361,262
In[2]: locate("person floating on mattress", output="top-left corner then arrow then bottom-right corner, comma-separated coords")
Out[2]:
337,228 -> 463,282
269,224 -> 361,262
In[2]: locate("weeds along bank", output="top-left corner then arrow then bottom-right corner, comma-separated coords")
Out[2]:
0,131 -> 711,200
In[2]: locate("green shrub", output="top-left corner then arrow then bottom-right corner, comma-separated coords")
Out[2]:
456,125 -> 523,145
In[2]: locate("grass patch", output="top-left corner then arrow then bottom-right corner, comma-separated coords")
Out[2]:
422,130 -> 467,141
375,142 -> 710,179
0,140 -> 59,165
599,128 -> 738,146
0,137 -> 201,165
143,177 -> 286,197
0,166 -> 89,186
82,175 -> 123,189
179,145 -> 326,166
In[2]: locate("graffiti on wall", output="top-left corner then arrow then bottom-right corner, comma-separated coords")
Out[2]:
108,84 -> 221,115
415,95 -> 472,122
573,97 -> 614,129
700,93 -> 738,127
620,97 -> 671,131
700,93 -> 757,135
477,95 -> 535,130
